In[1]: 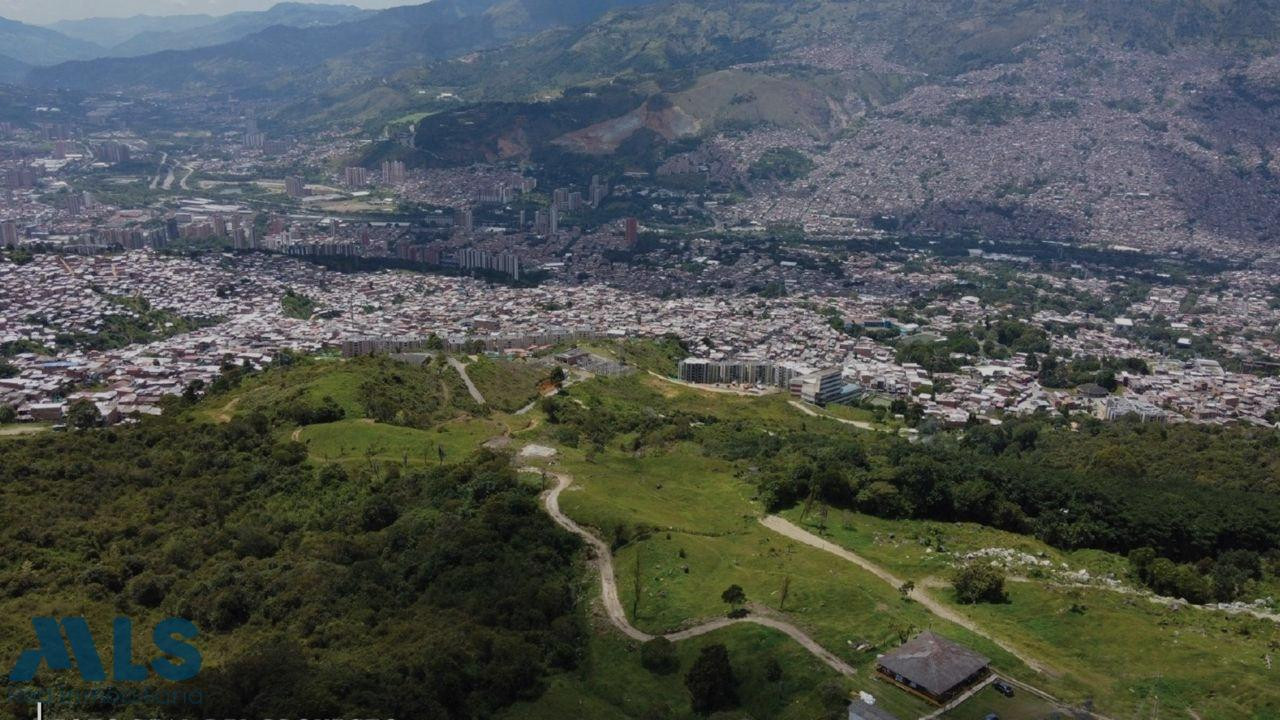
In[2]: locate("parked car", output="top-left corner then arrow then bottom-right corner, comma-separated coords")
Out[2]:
985,714 -> 1000,720
993,680 -> 1015,697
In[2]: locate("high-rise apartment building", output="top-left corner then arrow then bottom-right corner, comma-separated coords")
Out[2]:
455,247 -> 521,280
5,167 -> 36,189
456,207 -> 474,233
678,358 -> 798,388
61,193 -> 83,216
381,160 -> 406,184
284,176 -> 307,199
552,188 -> 570,209
625,217 -> 639,248
344,166 -> 368,188
1,219 -> 18,248
589,174 -> 609,207
95,142 -> 131,164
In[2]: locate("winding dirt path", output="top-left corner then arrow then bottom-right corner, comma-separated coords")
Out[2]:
212,397 -> 241,423
648,371 -> 780,397
788,399 -> 889,433
541,472 -> 857,677
761,515 -> 1052,675
448,357 -> 486,405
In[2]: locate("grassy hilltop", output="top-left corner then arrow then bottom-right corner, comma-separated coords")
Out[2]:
1,346 -> 1278,719
507,360 -> 1280,719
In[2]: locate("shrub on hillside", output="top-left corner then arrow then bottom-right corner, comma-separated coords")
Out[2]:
953,562 -> 1008,604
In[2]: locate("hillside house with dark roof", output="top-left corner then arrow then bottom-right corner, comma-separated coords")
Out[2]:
875,631 -> 991,704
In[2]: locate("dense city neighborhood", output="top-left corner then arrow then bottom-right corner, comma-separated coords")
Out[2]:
3,244 -> 1278,428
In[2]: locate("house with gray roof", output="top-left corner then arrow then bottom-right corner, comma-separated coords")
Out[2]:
875,631 -> 991,704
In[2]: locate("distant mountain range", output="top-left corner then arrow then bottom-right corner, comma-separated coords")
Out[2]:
49,3 -> 372,58
0,16 -> 102,66
48,13 -> 232,49
0,54 -> 28,85
0,2 -> 379,72
12,0 -> 1280,251
25,0 -> 657,96
392,0 -> 1280,253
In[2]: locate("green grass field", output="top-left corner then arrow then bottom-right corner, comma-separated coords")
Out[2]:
943,684 -> 1066,720
519,369 -> 1280,719
819,401 -> 907,431
503,589 -> 861,720
562,337 -> 687,377
778,507 -> 1128,587
465,355 -> 550,412
780,511 -> 1280,719
296,416 -> 504,467
200,360 -> 368,422
573,372 -> 813,428
957,581 -> 1280,719
0,422 -> 52,439
545,441 -> 1043,720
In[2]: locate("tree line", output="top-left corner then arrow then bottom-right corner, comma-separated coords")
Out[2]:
0,389 -> 583,718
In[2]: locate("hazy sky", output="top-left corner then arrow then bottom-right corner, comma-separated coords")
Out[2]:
0,0 -> 412,25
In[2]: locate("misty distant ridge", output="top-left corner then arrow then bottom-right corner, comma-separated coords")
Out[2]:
22,0 -> 657,95
0,15 -> 102,67
47,12 -> 220,48
46,2 -> 372,58
0,1 -> 377,73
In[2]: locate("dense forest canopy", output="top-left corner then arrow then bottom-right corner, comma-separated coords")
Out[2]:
0,363 -> 581,719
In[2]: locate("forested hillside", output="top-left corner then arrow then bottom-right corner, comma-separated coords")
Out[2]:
0,356 -> 579,719
2,348 -> 1279,718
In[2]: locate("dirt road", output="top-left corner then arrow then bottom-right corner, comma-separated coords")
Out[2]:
541,471 -> 857,677
447,357 -> 486,405
761,515 -> 1051,675
787,399 -> 887,433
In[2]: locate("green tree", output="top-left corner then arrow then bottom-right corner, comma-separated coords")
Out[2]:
66,399 -> 101,430
280,289 -> 316,320
685,644 -> 739,716
640,637 -> 679,675
721,584 -> 746,609
1095,369 -> 1119,392
953,562 -> 1008,604
182,379 -> 206,404
856,481 -> 912,518
0,404 -> 15,424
